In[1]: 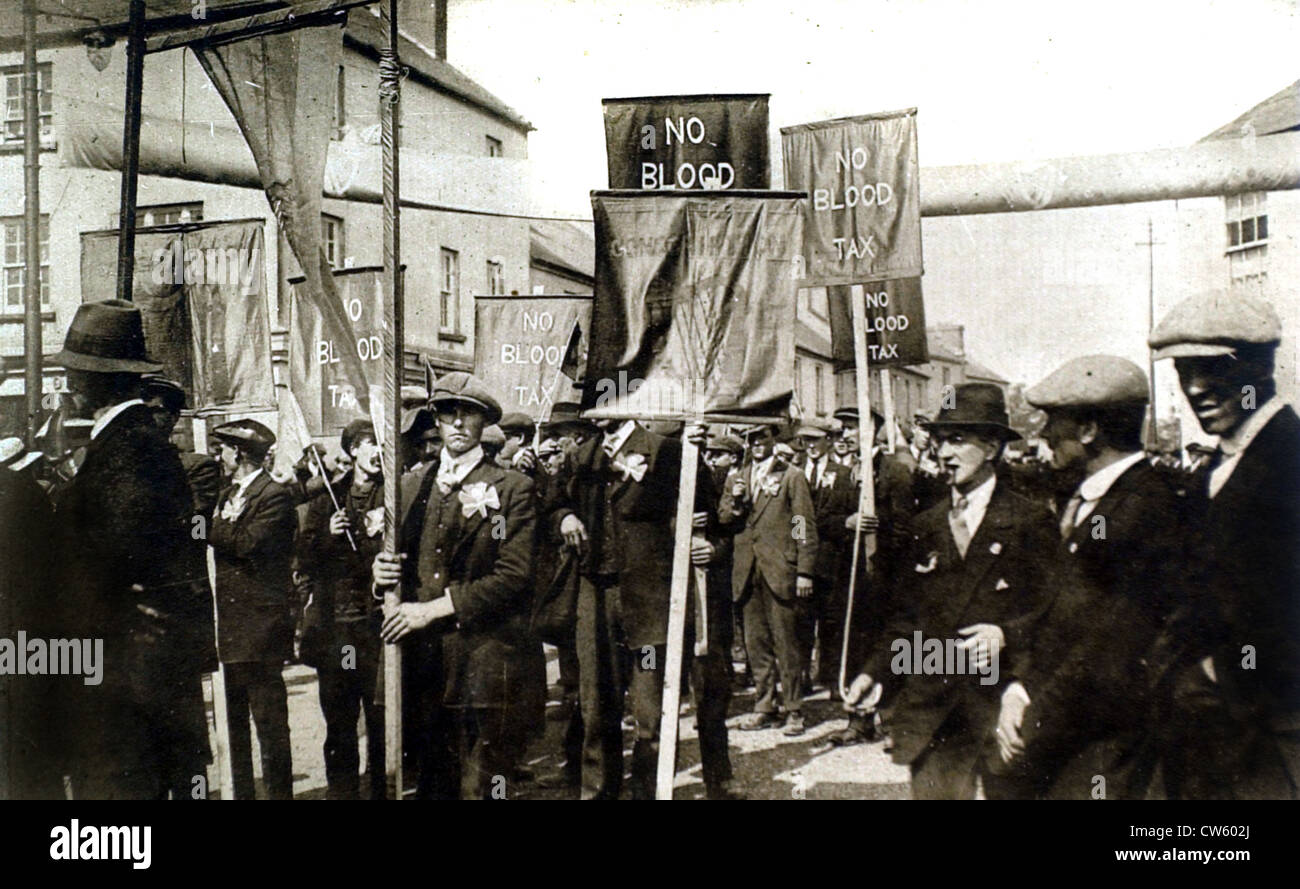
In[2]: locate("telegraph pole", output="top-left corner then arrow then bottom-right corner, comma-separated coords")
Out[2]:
1137,218 -> 1164,450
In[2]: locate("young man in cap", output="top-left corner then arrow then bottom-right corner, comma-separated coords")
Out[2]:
549,414 -> 722,798
730,422 -> 819,736
498,411 -> 538,475
843,383 -> 1057,798
372,372 -> 538,799
296,419 -> 387,799
1149,290 -> 1300,799
210,418 -> 297,799
52,299 -> 215,799
988,356 -> 1190,799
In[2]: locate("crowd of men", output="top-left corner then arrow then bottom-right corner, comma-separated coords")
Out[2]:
0,285 -> 1295,799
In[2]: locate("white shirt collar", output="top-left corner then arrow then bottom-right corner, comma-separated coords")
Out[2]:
1218,396 -> 1286,457
601,420 -> 637,458
952,472 -> 997,536
804,451 -> 829,479
438,445 -> 484,484
233,467 -> 263,496
1077,451 -> 1146,504
90,399 -> 145,440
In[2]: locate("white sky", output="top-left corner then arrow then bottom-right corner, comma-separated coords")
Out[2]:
441,0 -> 1299,392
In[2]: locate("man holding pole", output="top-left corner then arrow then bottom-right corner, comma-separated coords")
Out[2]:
371,373 -> 537,799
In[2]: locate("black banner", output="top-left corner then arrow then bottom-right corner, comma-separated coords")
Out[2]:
602,93 -> 770,191
828,278 -> 929,371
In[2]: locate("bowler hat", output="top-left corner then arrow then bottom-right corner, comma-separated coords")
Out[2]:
924,383 -> 1020,441
430,372 -> 502,426
212,418 -> 276,458
543,401 -> 596,436
55,299 -> 163,374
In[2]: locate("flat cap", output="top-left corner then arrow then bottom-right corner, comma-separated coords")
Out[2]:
480,425 -> 506,449
832,406 -> 885,427
705,434 -> 744,456
795,418 -> 832,438
400,406 -> 433,437
212,418 -> 275,455
430,372 -> 503,426
1149,289 -> 1281,360
498,412 -> 534,434
341,418 -> 376,455
1026,355 -> 1149,409
401,385 -> 429,409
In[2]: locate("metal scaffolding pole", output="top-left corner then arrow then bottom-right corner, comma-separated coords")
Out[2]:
115,0 -> 147,303
21,0 -> 41,443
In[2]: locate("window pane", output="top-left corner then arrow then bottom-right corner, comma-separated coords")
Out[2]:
1227,221 -> 1240,247
1241,218 -> 1255,243
1257,215 -> 1268,241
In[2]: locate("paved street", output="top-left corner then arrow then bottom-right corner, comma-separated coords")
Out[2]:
201,650 -> 911,800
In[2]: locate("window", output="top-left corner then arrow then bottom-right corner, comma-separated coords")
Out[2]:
2,216 -> 50,314
814,363 -> 825,415
942,366 -> 951,388
1225,192 -> 1268,289
1226,192 -> 1268,250
440,248 -> 459,331
134,202 -> 203,227
486,260 -> 504,296
485,135 -> 503,158
334,65 -> 346,139
2,63 -> 52,147
322,214 -> 343,270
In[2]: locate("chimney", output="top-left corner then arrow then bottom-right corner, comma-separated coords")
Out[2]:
397,0 -> 447,59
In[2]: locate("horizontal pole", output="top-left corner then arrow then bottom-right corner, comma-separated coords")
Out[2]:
920,131 -> 1300,216
145,0 -> 372,54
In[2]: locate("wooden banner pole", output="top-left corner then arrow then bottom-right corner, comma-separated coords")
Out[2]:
379,0 -> 404,800
193,417 -> 234,799
838,284 -> 879,700
655,433 -> 700,800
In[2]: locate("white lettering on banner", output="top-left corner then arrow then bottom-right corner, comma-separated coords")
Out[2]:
869,343 -> 900,360
521,311 -> 554,332
813,184 -> 893,211
356,335 -> 383,361
328,384 -> 358,409
664,116 -> 706,145
317,340 -> 341,365
345,297 -> 363,322
865,290 -> 889,308
500,343 -> 564,366
831,236 -> 877,260
641,161 -> 736,190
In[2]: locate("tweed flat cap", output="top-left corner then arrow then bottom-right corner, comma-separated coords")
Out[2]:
498,412 -> 535,434
705,434 -> 744,456
212,418 -> 276,456
1027,355 -> 1149,408
795,420 -> 831,438
430,372 -> 503,425
142,374 -> 187,410
480,425 -> 506,448
1149,289 -> 1281,360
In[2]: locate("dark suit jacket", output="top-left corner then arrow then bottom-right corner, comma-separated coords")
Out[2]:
399,457 -> 536,709
179,450 -> 222,522
1201,406 -> 1300,727
730,460 -> 819,602
558,425 -> 717,648
210,471 -> 297,664
997,458 -> 1192,797
864,477 -> 1057,766
55,403 -> 216,790
803,455 -> 855,581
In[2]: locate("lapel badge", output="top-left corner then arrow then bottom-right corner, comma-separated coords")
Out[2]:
995,578 -> 1010,591
988,541 -> 1002,555
459,481 -> 501,519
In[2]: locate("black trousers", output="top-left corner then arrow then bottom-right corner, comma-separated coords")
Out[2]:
223,659 -> 293,800
741,573 -> 807,716
908,706 -> 1025,800
316,619 -> 385,800
576,576 -> 733,799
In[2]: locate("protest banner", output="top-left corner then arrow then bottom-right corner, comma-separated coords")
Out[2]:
287,265 -> 395,435
827,276 -> 929,370
474,295 -> 591,419
781,109 -> 922,286
603,94 -> 770,191
585,191 -> 805,421
79,218 -> 274,413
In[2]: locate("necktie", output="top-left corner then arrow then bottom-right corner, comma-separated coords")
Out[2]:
436,460 -> 461,496
1059,492 -> 1084,541
949,494 -> 971,559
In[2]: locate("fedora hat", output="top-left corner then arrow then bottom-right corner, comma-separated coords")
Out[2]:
924,383 -> 1020,441
55,300 -> 162,374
